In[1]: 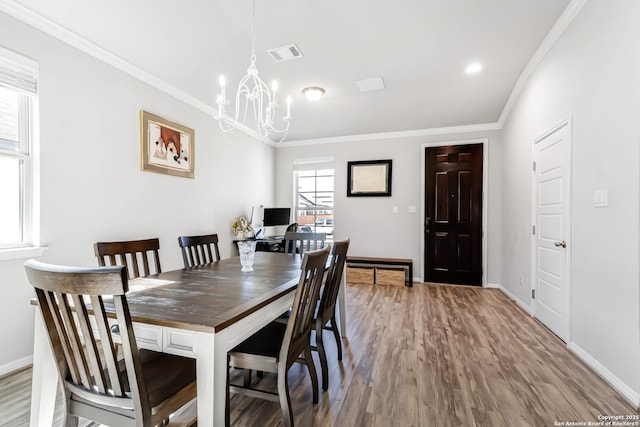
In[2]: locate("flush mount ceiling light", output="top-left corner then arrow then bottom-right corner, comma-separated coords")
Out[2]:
465,63 -> 483,74
302,87 -> 325,102
216,0 -> 292,144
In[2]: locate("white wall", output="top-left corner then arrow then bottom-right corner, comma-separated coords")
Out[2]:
0,12 -> 275,369
274,130 -> 503,285
500,0 -> 640,397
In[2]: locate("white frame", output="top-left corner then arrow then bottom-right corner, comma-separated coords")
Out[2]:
420,138 -> 489,286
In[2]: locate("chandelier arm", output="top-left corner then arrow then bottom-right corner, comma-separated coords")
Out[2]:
265,119 -> 291,135
218,114 -> 238,132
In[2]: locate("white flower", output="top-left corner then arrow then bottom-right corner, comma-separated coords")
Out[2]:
232,216 -> 253,237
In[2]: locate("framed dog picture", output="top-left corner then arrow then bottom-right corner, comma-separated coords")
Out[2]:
140,110 -> 194,178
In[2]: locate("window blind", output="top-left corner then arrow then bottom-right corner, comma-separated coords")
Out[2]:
0,46 -> 38,96
293,157 -> 334,172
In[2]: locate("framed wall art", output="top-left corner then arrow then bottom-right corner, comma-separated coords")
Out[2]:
140,110 -> 194,178
347,159 -> 392,197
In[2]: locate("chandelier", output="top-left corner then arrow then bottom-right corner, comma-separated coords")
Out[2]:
216,0 -> 292,143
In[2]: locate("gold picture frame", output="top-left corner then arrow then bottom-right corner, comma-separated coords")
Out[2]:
140,110 -> 194,178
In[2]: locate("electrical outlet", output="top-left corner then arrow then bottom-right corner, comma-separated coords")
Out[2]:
593,189 -> 608,207
519,275 -> 524,286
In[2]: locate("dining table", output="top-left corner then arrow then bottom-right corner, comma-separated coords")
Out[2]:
29,251 -> 348,427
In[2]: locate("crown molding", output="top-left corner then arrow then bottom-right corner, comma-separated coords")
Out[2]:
497,0 -> 589,126
0,0 -> 216,118
278,122 -> 502,147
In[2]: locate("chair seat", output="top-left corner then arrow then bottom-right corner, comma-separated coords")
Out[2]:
72,350 -> 196,410
137,350 -> 196,408
230,322 -> 287,359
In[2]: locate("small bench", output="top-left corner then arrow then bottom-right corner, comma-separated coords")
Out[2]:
346,256 -> 413,287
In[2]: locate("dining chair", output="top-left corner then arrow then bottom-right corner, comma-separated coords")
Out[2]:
285,223 -> 298,232
94,238 -> 161,279
283,231 -> 326,255
226,246 -> 330,427
24,259 -> 197,427
178,233 -> 221,268
314,238 -> 350,391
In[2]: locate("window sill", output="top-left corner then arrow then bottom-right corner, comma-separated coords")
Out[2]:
0,246 -> 47,262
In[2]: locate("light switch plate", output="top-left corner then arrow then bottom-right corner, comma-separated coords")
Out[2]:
408,205 -> 417,214
392,206 -> 398,214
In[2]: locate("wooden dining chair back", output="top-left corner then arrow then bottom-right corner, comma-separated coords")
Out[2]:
285,223 -> 298,233
282,246 -> 330,367
227,246 -> 330,427
94,238 -> 161,279
283,231 -> 326,255
24,260 -> 197,427
314,238 -> 350,390
178,233 -> 221,268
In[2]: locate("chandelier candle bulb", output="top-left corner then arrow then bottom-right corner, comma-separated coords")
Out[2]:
219,75 -> 226,101
286,96 -> 292,118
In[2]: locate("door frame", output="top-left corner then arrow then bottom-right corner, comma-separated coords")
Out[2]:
530,118 -> 573,340
420,138 -> 489,286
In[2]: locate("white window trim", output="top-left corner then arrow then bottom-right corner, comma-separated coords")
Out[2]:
0,46 -> 44,261
0,246 -> 46,261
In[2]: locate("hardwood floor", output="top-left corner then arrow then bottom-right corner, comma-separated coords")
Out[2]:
2,282 -> 637,426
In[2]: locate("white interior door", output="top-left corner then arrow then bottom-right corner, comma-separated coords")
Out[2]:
533,122 -> 571,342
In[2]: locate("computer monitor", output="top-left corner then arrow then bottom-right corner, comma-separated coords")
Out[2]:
263,208 -> 291,227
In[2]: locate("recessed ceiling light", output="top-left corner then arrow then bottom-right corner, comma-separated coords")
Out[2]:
465,63 -> 483,74
302,87 -> 325,102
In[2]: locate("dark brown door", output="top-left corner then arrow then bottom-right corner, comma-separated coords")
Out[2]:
424,144 -> 483,285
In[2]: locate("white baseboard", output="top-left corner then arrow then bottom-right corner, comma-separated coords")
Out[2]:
489,283 -> 533,316
568,342 -> 640,409
0,355 -> 33,377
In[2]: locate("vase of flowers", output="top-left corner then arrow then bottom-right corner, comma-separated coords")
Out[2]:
232,215 -> 254,240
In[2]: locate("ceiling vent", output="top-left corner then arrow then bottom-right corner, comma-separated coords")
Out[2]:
267,44 -> 304,62
356,77 -> 385,92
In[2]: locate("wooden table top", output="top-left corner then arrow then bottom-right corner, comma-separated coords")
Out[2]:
111,252 -> 304,333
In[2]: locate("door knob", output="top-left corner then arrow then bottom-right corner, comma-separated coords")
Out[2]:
424,217 -> 432,234
554,241 -> 567,248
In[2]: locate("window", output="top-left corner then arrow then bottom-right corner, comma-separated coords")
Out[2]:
0,48 -> 38,251
294,166 -> 334,241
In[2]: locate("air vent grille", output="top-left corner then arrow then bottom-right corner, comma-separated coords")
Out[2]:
267,44 -> 304,62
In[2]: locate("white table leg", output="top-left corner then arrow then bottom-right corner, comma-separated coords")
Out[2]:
195,332 -> 216,426
338,270 -> 348,338
30,309 -> 58,427
213,337 -> 230,426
